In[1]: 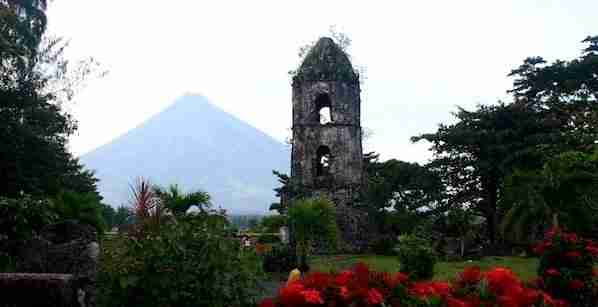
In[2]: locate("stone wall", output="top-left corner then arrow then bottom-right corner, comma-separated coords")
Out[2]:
2,220 -> 100,307
0,273 -> 77,307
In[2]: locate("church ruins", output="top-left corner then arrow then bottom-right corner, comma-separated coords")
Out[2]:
286,37 -> 372,252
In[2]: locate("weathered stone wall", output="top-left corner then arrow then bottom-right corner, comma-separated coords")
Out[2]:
291,125 -> 362,187
292,81 -> 361,126
5,220 -> 100,307
288,37 -> 375,252
0,273 -> 77,307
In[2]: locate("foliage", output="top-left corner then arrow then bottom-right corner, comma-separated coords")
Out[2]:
370,236 -> 398,256
262,244 -> 297,273
412,102 -> 556,244
413,36 -> 598,245
0,1 -> 103,198
259,262 -> 567,307
260,214 -> 287,233
503,151 -> 598,241
153,184 -> 210,216
258,234 -> 281,244
362,154 -> 444,215
99,213 -> 261,307
127,177 -> 168,235
534,229 -> 598,306
52,190 -> 107,233
0,194 -> 56,271
397,234 -> 437,280
288,197 -> 338,263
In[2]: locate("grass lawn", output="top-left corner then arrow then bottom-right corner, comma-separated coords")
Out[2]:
310,255 -> 539,281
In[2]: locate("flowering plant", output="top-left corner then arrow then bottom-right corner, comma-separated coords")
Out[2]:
534,228 -> 597,306
259,262 -> 567,307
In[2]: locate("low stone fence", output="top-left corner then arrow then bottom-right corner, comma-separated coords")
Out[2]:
0,273 -> 78,306
1,220 -> 99,307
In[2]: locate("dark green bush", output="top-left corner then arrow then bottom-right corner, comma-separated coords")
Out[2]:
0,195 -> 57,271
257,234 -> 281,244
397,234 -> 437,280
99,214 -> 262,307
370,236 -> 397,256
262,244 -> 297,273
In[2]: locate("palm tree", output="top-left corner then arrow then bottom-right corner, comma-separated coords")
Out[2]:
152,184 -> 211,216
502,151 -> 598,241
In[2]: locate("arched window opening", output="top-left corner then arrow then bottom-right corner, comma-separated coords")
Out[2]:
316,145 -> 331,176
319,107 -> 331,124
314,93 -> 332,125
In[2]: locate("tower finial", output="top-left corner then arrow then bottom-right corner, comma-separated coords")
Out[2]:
294,37 -> 357,83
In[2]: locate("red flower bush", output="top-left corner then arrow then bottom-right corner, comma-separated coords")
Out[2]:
259,262 -> 564,307
534,228 -> 597,306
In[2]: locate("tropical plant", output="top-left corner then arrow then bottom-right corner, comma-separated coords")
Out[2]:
128,177 -> 165,235
52,190 -> 106,233
288,197 -> 338,271
99,213 -> 261,307
397,234 -> 437,280
153,184 -> 210,216
502,151 -> 598,241
0,194 -> 56,271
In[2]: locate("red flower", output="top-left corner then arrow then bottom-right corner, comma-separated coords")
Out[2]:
545,268 -> 561,277
259,298 -> 276,307
301,289 -> 324,305
533,244 -> 545,255
585,245 -> 598,257
446,296 -> 471,307
568,279 -> 584,290
484,267 -> 520,294
354,262 -> 371,286
564,251 -> 582,260
279,282 -> 305,306
339,286 -> 350,300
384,272 -> 408,289
303,272 -> 332,290
459,266 -> 482,285
366,288 -> 384,305
410,281 -> 450,299
562,233 -> 578,244
547,227 -> 560,239
335,270 -> 354,286
520,288 -> 541,306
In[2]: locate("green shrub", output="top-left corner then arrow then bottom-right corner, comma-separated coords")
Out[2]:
262,244 -> 297,273
0,195 -> 57,271
257,234 -> 281,244
397,234 -> 437,280
370,236 -> 397,256
99,214 -> 262,307
535,229 -> 597,307
288,197 -> 338,265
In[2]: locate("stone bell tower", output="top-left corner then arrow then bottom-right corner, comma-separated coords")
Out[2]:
289,37 -> 369,251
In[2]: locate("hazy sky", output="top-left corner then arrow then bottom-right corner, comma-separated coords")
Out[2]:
47,1 -> 597,163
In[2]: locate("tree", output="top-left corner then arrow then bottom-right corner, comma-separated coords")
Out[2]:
502,151 -> 598,241
412,103 -> 553,244
362,155 -> 443,214
52,190 -> 106,233
508,36 -> 598,152
0,1 -> 103,198
153,184 -> 211,216
288,197 -> 338,271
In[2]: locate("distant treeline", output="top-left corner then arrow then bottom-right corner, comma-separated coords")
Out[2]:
228,214 -> 264,230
